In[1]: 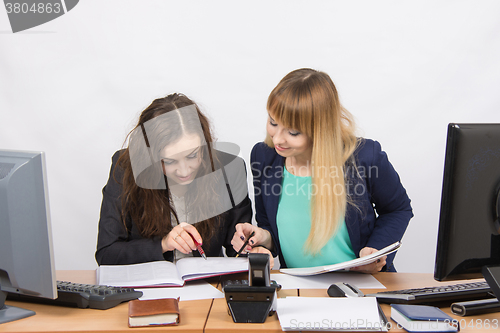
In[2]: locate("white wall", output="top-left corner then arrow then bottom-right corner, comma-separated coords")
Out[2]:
1,0 -> 499,273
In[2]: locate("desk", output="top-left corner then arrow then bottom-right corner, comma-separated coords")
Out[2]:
1,271 -> 499,332
205,275 -> 297,333
1,271 -> 212,333
300,273 -> 500,332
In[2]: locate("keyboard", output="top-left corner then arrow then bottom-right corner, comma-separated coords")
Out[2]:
7,281 -> 143,310
366,281 -> 495,305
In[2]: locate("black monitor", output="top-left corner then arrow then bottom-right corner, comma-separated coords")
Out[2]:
0,150 -> 57,324
434,123 -> 500,283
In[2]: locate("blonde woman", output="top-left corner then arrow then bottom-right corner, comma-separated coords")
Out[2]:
231,69 -> 412,272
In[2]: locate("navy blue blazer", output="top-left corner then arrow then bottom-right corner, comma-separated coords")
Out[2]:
250,139 -> 413,271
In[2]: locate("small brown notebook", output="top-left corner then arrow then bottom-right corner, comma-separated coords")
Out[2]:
128,298 -> 180,327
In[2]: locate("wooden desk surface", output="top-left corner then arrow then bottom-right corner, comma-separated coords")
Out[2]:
299,272 -> 500,333
2,271 -> 499,332
1,271 -> 212,333
206,272 -> 298,333
208,272 -> 499,332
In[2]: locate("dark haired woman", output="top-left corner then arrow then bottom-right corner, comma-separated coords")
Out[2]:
96,93 -> 251,265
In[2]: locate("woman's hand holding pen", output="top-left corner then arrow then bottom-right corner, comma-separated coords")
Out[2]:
350,247 -> 387,273
162,222 -> 203,255
231,223 -> 275,269
232,223 -> 272,251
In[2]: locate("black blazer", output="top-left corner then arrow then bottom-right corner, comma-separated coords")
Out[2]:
95,149 -> 252,265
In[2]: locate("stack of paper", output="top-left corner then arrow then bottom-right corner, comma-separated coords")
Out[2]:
137,281 -> 224,301
276,297 -> 388,332
271,272 -> 385,290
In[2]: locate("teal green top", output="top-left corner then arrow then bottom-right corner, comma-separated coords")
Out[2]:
276,167 -> 356,268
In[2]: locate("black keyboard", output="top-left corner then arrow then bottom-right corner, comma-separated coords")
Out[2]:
366,281 -> 495,305
7,281 -> 143,310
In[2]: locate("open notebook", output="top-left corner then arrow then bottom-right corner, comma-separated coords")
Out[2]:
280,242 -> 401,276
96,257 -> 248,287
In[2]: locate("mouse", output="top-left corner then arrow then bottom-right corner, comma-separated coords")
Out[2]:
327,282 -> 364,298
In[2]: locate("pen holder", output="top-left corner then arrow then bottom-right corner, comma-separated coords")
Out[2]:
223,282 -> 279,323
223,253 -> 278,323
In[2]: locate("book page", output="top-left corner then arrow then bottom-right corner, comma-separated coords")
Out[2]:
96,261 -> 184,287
175,257 -> 249,281
280,242 -> 401,276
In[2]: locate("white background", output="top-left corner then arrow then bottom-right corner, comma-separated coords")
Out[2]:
1,1 -> 499,272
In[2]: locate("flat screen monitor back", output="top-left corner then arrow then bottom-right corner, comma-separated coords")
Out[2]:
434,123 -> 500,281
0,150 -> 56,324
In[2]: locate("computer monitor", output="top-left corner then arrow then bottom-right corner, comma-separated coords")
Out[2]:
434,123 -> 500,282
0,150 -> 57,324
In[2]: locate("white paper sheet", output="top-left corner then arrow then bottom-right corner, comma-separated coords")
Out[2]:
271,272 -> 385,290
137,280 -> 224,301
277,297 -> 388,331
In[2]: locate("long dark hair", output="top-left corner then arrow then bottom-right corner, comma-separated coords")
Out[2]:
116,93 -> 221,248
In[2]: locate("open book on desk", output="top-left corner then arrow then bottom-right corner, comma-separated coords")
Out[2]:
96,257 -> 248,288
280,241 -> 401,276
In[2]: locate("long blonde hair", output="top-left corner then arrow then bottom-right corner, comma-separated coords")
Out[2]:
265,68 -> 358,254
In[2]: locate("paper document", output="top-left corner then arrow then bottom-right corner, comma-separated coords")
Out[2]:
96,257 -> 248,287
271,272 -> 385,290
137,281 -> 224,301
280,241 -> 400,276
276,297 -> 388,331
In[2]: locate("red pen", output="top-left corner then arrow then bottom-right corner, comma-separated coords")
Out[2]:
189,233 -> 207,260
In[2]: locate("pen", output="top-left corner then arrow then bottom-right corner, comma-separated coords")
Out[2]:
235,231 -> 255,258
189,233 -> 207,260
377,302 -> 390,330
